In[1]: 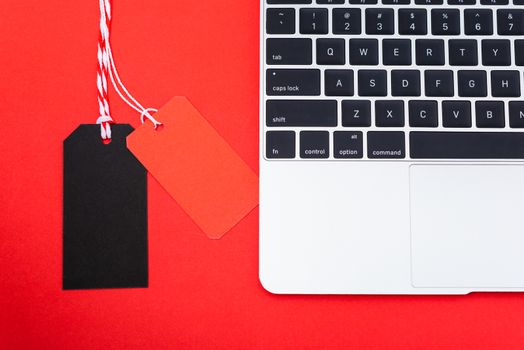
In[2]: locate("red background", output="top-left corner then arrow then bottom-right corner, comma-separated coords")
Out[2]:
1,1 -> 524,349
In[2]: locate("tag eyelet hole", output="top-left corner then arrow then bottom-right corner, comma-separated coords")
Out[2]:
102,138 -> 112,145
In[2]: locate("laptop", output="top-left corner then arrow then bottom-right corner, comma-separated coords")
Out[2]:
259,0 -> 524,294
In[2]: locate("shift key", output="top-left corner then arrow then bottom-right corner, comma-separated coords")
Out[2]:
266,100 -> 337,127
267,69 -> 320,96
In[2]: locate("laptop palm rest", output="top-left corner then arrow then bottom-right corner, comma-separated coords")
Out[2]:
410,164 -> 524,288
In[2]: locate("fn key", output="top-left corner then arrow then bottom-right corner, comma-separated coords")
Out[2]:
266,131 -> 295,159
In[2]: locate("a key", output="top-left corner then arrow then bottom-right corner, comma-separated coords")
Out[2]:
476,101 -> 505,128
375,100 -> 405,127
410,132 -> 524,159
516,41 -> 524,66
491,71 -> 521,97
266,131 -> 296,159
266,69 -> 320,96
383,39 -> 411,66
342,100 -> 372,126
449,40 -> 478,66
317,39 -> 346,65
416,39 -> 445,66
266,100 -> 337,127
325,70 -> 354,96
482,40 -> 511,66
464,9 -> 493,35
365,9 -> 395,35
332,8 -> 362,35
509,101 -> 524,128
333,131 -> 364,159
300,131 -> 330,159
431,9 -> 460,35
442,101 -> 472,127
267,8 -> 296,34
497,10 -> 524,35
425,70 -> 454,97
349,39 -> 379,65
391,70 -> 421,97
409,100 -> 438,127
358,70 -> 387,96
266,38 -> 312,65
300,8 -> 329,34
367,132 -> 406,159
399,9 -> 427,35
458,71 -> 487,97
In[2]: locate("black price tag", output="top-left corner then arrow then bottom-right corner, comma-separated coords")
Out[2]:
63,125 -> 148,290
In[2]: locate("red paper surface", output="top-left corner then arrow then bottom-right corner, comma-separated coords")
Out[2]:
127,97 -> 258,239
2,1 -> 524,349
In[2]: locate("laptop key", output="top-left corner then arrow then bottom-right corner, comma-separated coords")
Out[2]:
399,9 -> 427,35
334,131 -> 364,159
464,9 -> 493,36
516,40 -> 524,66
425,70 -> 454,97
497,10 -> 524,35
266,131 -> 296,159
476,101 -> 505,128
317,39 -> 345,65
267,38 -> 312,65
266,100 -> 337,127
375,100 -> 405,127
266,9 -> 295,34
458,70 -> 487,97
367,132 -> 406,159
349,39 -> 379,65
416,39 -> 445,66
342,100 -> 372,127
482,40 -> 511,66
300,131 -> 330,159
358,70 -> 387,97
431,9 -> 460,36
449,40 -> 478,66
509,102 -> 524,128
300,8 -> 329,35
325,70 -> 354,96
491,71 -> 521,97
391,70 -> 421,97
366,9 -> 395,35
383,39 -> 412,66
266,69 -> 320,96
442,101 -> 472,128
410,132 -> 524,159
409,100 -> 438,127
332,9 -> 362,35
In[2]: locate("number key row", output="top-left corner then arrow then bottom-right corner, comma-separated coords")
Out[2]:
267,8 -> 524,35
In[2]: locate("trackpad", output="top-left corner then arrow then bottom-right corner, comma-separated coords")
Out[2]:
410,165 -> 524,288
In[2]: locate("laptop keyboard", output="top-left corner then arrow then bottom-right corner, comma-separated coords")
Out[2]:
263,0 -> 524,160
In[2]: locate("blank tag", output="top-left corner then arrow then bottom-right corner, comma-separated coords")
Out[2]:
127,97 -> 258,239
63,125 -> 148,290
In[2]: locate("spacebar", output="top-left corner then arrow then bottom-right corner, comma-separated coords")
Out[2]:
410,132 -> 524,159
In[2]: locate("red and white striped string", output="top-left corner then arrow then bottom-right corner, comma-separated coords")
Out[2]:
95,0 -> 162,143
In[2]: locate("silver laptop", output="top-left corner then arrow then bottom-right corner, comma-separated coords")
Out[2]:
259,0 -> 524,294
